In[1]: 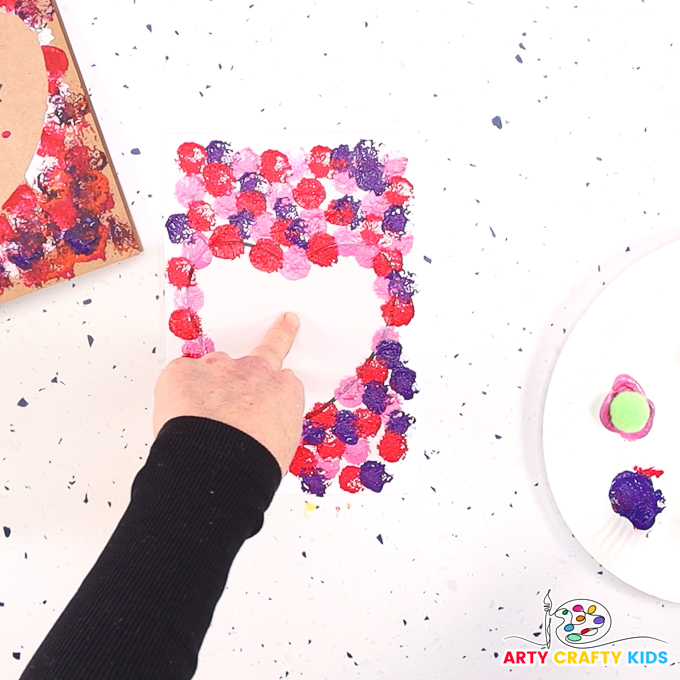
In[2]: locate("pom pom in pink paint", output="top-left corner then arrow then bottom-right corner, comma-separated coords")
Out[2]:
600,374 -> 655,441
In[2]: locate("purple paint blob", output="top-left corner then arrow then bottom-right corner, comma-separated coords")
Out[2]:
386,271 -> 416,300
274,197 -> 299,221
330,144 -> 351,173
360,460 -> 393,492
64,218 -> 101,256
302,423 -> 326,445
334,195 -> 362,228
165,213 -> 192,244
229,209 -> 254,238
375,340 -> 403,369
609,470 -> 665,530
363,381 -> 389,414
350,140 -> 387,194
285,219 -> 309,249
390,366 -> 417,400
382,205 -> 408,234
206,140 -> 232,165
386,411 -> 414,435
239,172 -> 269,193
301,471 -> 328,497
332,411 -> 358,445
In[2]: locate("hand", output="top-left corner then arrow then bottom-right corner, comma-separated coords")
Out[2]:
153,313 -> 305,475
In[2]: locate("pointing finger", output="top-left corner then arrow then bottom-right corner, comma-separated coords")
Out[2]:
249,312 -> 300,371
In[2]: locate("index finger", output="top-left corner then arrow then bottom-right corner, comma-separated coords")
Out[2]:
249,312 -> 300,371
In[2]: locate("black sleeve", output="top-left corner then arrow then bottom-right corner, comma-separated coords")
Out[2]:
20,416 -> 282,680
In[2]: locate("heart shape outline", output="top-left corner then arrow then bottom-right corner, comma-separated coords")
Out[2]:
165,139 -> 417,497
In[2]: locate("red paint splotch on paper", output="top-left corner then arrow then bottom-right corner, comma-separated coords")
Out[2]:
165,140 -> 417,497
0,7 -> 137,300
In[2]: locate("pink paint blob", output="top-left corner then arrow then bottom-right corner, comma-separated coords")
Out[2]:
175,175 -> 206,207
2,131 -> 11,139
249,212 -> 274,240
373,276 -> 391,301
599,374 -> 655,441
212,194 -> 238,219
361,192 -> 391,215
174,286 -> 205,312
335,376 -> 364,407
231,147 -> 259,176
181,232 -> 212,268
300,209 -> 328,235
382,154 -> 408,178
182,335 -> 215,358
281,245 -> 312,280
343,440 -> 369,465
332,171 -> 359,194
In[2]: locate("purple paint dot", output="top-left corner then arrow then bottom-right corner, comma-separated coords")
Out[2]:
386,411 -> 414,435
229,209 -> 254,238
382,205 -> 408,234
350,140 -> 387,194
301,471 -> 328,497
386,271 -> 416,300
274,196 -> 298,221
390,366 -> 417,400
239,172 -> 269,193
363,381 -> 389,414
302,423 -> 326,445
332,411 -> 359,445
64,218 -> 102,256
285,219 -> 310,249
330,144 -> 351,172
206,140 -> 232,165
609,470 -> 665,530
359,460 -> 393,492
165,213 -> 192,244
375,340 -> 402,369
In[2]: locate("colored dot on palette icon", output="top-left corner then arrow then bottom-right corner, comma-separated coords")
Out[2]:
2,131 -> 11,138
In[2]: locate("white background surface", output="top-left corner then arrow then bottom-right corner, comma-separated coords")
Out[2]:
2,0 -> 680,677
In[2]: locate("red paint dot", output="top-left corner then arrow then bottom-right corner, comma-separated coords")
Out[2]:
169,308 -> 202,340
236,191 -> 267,216
373,249 -> 403,277
259,149 -> 291,184
307,232 -> 339,267
339,466 -> 364,493
308,145 -> 332,178
378,431 -> 408,463
356,358 -> 389,385
381,297 -> 414,327
307,402 -> 338,428
2,131 -> 11,139
354,408 -> 382,438
177,142 -> 207,174
292,178 -> 326,210
208,225 -> 244,260
317,437 -> 345,460
289,445 -> 317,477
166,257 -> 196,288
249,238 -> 283,272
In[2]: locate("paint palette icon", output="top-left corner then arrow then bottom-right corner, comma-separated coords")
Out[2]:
553,599 -> 611,646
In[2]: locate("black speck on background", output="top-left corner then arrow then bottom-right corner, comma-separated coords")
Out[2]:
17,398 -> 28,407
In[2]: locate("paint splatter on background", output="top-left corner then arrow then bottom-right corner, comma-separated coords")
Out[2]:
0,0 -> 140,302
165,139 -> 417,497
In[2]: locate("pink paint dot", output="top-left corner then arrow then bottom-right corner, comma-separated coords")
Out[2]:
2,131 -> 11,139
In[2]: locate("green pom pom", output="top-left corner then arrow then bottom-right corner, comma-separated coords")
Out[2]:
610,391 -> 650,433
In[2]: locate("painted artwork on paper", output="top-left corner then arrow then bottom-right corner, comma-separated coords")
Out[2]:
0,1 -> 140,302
164,139 -> 417,497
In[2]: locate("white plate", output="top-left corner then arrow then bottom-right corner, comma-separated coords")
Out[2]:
544,239 -> 680,603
